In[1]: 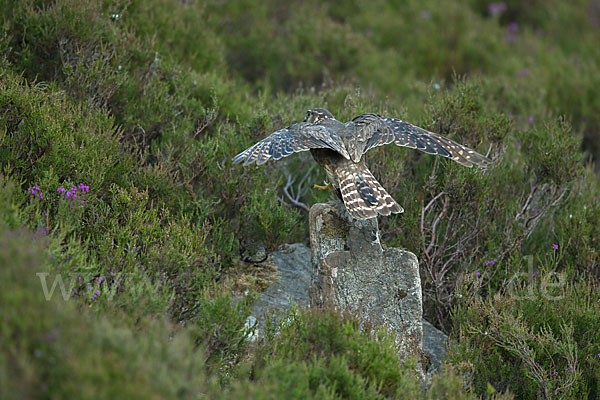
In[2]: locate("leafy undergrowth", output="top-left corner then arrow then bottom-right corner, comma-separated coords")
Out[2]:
1,0 -> 599,398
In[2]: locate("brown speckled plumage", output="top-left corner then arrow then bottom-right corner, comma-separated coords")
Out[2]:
233,108 -> 490,220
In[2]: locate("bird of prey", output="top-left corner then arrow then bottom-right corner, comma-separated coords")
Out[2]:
233,108 -> 490,220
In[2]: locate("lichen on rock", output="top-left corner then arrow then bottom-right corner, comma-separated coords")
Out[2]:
309,200 -> 423,359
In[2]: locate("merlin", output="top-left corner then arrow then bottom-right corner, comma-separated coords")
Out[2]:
233,108 -> 490,220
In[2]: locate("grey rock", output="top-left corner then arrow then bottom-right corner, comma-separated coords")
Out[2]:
309,201 -> 422,359
244,315 -> 258,342
249,202 -> 444,377
252,243 -> 312,329
422,320 -> 448,375
243,246 -> 268,263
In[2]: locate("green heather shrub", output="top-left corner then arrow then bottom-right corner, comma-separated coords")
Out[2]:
253,306 -> 513,399
1,0 -> 599,398
0,181 -> 504,399
452,280 -> 600,399
0,229 -> 208,399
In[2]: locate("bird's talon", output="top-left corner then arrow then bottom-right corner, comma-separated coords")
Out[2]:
313,183 -> 335,191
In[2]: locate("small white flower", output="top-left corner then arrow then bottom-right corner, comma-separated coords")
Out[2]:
433,83 -> 441,90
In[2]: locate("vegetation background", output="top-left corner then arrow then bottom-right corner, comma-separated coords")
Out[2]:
1,0 -> 599,398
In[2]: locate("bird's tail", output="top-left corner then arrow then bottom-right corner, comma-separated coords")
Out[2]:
336,161 -> 403,220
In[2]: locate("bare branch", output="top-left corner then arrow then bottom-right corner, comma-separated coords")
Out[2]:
427,195 -> 449,255
278,166 -> 314,212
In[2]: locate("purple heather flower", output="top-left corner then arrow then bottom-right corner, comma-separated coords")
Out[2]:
508,113 -> 514,119
552,244 -> 559,250
553,371 -> 558,377
597,353 -> 600,359
484,259 -> 497,266
527,116 -> 534,124
420,10 -> 430,19
488,2 -> 507,16
28,187 -> 44,199
57,188 -> 66,193
506,22 -> 519,43
518,68 -> 529,77
66,192 -> 71,199
476,272 -> 481,277
78,276 -> 82,282
397,227 -> 403,233
18,119 -> 24,126
514,141 -> 520,147
95,290 -> 100,296
98,277 -> 103,284
74,289 -> 78,295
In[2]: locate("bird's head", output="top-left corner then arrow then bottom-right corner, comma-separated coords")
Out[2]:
304,108 -> 335,124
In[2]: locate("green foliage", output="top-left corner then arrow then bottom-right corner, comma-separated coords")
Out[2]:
254,307 -> 505,399
187,288 -> 255,376
0,231 -> 211,399
241,185 -> 304,250
520,118 -> 582,185
1,0 -> 599,398
452,279 -> 600,399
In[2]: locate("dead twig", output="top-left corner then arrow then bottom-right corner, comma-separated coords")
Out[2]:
278,166 -> 314,212
427,195 -> 449,255
420,191 -> 446,261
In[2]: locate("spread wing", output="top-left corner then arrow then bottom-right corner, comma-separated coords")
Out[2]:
351,113 -> 491,167
233,122 -> 350,166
